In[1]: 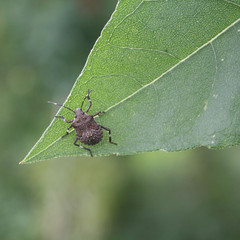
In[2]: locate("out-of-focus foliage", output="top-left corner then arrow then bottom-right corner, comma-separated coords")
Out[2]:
0,1 -> 240,240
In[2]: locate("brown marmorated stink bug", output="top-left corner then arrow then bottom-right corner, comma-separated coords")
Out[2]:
48,90 -> 117,157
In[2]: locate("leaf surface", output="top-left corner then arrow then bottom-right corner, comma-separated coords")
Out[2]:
21,0 -> 240,164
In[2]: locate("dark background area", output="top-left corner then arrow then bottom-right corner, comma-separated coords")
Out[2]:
0,1 -> 240,239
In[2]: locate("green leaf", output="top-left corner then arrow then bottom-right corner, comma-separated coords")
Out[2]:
21,0 -> 240,164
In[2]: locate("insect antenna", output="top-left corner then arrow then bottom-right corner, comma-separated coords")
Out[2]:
48,101 -> 75,113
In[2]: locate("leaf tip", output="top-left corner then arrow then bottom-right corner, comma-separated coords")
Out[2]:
19,160 -> 25,165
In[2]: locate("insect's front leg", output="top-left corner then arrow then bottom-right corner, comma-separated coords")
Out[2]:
85,89 -> 93,113
55,116 -> 73,123
92,111 -> 105,117
80,89 -> 93,113
61,124 -> 73,138
100,125 -> 117,145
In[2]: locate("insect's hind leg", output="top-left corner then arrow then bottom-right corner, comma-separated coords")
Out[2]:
100,125 -> 117,145
73,137 -> 93,157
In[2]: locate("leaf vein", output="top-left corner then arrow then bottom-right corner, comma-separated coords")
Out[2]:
104,19 -> 240,114
222,0 -> 240,7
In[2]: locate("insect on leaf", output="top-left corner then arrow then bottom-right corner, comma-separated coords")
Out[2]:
21,0 -> 240,164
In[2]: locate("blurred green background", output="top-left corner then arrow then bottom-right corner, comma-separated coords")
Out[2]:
1,1 -> 240,239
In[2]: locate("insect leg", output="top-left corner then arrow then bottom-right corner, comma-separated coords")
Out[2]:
92,111 -> 105,117
81,89 -> 93,113
61,124 -> 73,138
55,116 -> 73,123
85,90 -> 93,113
100,125 -> 117,145
73,137 -> 93,157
